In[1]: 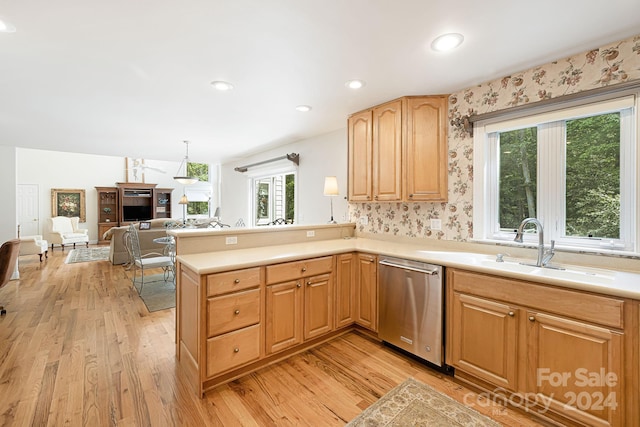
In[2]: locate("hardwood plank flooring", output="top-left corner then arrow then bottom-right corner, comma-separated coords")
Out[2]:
0,246 -> 546,426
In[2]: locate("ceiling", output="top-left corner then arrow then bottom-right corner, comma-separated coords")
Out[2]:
1,0 -> 639,165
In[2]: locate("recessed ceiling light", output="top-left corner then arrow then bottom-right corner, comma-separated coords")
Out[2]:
431,33 -> 464,52
345,79 -> 366,89
0,18 -> 16,33
210,81 -> 234,91
295,105 -> 312,112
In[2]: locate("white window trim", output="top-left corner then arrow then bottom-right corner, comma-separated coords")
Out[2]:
248,164 -> 298,227
473,93 -> 639,256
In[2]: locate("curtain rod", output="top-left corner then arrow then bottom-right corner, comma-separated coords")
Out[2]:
452,79 -> 640,137
234,152 -> 300,173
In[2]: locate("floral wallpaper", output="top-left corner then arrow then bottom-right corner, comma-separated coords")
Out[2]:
349,34 -> 640,241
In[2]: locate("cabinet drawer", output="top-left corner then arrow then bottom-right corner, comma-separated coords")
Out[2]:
266,256 -> 333,285
206,324 -> 260,377
207,288 -> 261,337
207,267 -> 261,297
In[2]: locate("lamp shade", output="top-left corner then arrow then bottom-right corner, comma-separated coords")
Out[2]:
323,176 -> 339,196
178,194 -> 189,205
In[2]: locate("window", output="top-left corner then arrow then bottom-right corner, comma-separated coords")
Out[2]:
252,171 -> 296,226
185,162 -> 212,217
474,95 -> 637,253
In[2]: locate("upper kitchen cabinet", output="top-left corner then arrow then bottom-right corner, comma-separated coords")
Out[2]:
348,110 -> 373,201
404,96 -> 448,202
347,95 -> 448,202
372,99 -> 403,201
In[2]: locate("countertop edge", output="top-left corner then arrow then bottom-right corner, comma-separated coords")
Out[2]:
176,238 -> 640,300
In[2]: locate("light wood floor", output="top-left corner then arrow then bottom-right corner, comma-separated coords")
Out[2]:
0,246 -> 546,426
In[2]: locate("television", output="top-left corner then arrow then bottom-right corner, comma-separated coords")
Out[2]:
123,205 -> 152,222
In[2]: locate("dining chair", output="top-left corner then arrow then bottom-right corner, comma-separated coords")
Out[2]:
125,224 -> 173,294
0,239 -> 21,315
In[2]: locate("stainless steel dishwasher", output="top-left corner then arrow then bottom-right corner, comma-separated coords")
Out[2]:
378,256 -> 444,367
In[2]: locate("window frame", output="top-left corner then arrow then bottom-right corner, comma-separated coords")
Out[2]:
247,164 -> 297,227
473,93 -> 639,255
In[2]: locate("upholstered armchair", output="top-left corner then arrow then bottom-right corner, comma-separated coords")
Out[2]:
44,216 -> 89,251
18,235 -> 48,261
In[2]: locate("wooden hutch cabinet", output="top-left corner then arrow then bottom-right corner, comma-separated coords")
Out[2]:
95,184 -> 173,240
96,187 -> 119,243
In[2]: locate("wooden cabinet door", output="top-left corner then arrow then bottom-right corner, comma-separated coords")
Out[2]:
265,280 -> 302,354
304,273 -> 333,340
405,96 -> 448,202
372,100 -> 403,201
355,253 -> 378,331
449,293 -> 519,391
335,253 -> 356,328
348,110 -> 373,201
526,311 -> 623,426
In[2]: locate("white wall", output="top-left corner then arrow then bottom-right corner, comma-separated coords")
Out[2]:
0,146 -> 17,243
16,148 -> 184,242
220,128 -> 348,226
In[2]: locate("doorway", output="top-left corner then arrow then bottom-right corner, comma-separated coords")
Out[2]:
17,184 -> 40,237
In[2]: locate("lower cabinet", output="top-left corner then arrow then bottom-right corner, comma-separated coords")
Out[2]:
355,253 -> 378,331
335,253 -> 356,328
447,268 -> 629,427
265,256 -> 334,355
265,280 -> 303,354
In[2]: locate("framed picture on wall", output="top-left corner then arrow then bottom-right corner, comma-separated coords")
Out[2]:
51,188 -> 86,222
125,157 -> 146,183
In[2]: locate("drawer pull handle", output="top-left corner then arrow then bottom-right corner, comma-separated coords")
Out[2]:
234,309 -> 240,315
301,267 -> 307,272
529,316 -> 535,322
508,311 -> 515,317
234,279 -> 240,284
234,348 -> 239,353
296,282 -> 301,288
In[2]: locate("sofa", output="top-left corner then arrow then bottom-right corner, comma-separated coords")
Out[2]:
102,219 -> 174,265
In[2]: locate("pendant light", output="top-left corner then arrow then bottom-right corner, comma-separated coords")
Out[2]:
174,141 -> 199,185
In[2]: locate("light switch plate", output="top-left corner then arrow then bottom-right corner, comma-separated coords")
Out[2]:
225,236 -> 238,245
430,219 -> 442,230
359,216 -> 368,225
306,230 -> 315,237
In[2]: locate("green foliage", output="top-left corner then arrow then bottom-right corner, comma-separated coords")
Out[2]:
499,127 -> 538,230
187,162 -> 209,182
498,113 -> 620,238
187,201 -> 209,215
285,174 -> 295,221
565,114 -> 620,238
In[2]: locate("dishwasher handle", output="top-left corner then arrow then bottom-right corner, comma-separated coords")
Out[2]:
379,259 -> 439,275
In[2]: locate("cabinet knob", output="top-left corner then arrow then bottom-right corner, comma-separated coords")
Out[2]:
529,316 -> 535,322
409,194 -> 413,198
234,279 -> 240,284
301,267 -> 307,272
374,195 -> 378,200
234,309 -> 240,315
296,282 -> 301,288
306,281 -> 311,286
508,311 -> 515,317
234,348 -> 239,353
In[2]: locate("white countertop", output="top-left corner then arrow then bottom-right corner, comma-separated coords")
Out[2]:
176,237 -> 640,300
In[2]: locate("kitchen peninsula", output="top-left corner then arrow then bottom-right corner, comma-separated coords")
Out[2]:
170,224 -> 640,427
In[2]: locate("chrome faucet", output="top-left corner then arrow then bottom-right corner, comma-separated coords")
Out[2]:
514,218 -> 555,267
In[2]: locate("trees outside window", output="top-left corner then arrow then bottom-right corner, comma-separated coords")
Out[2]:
475,95 -> 636,252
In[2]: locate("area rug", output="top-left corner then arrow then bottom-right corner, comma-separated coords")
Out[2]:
132,274 -> 176,312
346,378 -> 501,427
64,246 -> 111,264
